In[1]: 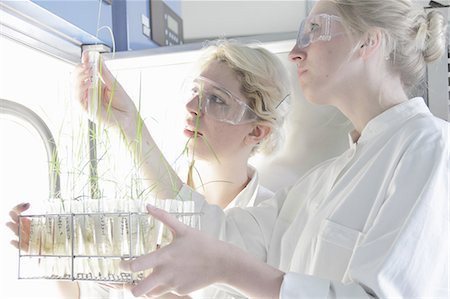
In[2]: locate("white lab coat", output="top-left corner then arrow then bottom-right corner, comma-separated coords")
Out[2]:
191,166 -> 274,299
225,166 -> 274,209
181,98 -> 449,298
79,166 -> 272,299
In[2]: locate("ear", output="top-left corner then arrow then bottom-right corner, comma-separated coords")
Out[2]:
359,29 -> 383,59
244,122 -> 272,146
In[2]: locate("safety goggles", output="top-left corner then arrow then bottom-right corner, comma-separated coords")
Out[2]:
296,13 -> 345,48
185,76 -> 259,125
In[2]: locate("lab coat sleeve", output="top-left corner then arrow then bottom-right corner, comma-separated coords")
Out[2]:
280,135 -> 449,298
178,184 -> 289,261
78,281 -> 110,298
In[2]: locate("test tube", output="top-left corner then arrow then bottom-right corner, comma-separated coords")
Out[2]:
86,50 -> 101,119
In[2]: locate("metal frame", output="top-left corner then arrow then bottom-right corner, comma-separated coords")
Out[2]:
0,99 -> 61,198
0,1 -> 110,64
18,211 -> 201,282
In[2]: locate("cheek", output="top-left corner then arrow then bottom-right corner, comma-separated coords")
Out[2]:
323,49 -> 335,78
208,123 -> 248,147
320,47 -> 343,78
319,50 -> 353,86
306,47 -> 335,81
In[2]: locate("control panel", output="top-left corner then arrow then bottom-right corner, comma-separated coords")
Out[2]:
150,0 -> 183,46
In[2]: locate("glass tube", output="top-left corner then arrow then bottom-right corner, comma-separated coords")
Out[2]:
19,199 -> 200,282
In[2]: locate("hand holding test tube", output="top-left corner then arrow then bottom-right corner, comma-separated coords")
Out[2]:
11,199 -> 199,283
75,51 -> 139,131
86,50 -> 100,120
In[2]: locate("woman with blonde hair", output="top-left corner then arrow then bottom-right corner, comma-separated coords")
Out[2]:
76,39 -> 290,210
7,40 -> 291,298
120,0 -> 449,298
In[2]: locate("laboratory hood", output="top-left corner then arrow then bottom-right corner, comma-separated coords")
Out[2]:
0,1 -> 448,297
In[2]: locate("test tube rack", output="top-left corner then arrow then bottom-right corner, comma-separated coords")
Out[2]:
18,211 -> 200,283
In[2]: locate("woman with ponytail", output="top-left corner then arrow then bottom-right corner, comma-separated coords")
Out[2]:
111,1 -> 450,297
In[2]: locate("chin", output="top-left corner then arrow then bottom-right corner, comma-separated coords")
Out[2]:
303,88 -> 330,106
186,141 -> 208,160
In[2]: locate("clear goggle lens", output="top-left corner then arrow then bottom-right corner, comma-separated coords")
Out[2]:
296,14 -> 344,48
184,76 -> 259,125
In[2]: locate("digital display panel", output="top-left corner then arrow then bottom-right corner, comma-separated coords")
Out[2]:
167,14 -> 178,34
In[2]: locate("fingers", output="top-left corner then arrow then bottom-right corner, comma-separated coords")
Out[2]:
6,221 -> 18,236
75,68 -> 92,88
7,216 -> 30,252
12,202 -> 30,214
10,240 -> 19,249
73,65 -> 91,104
98,58 -> 115,86
120,249 -> 161,273
73,61 -> 92,84
9,211 -> 19,223
9,203 -> 30,222
77,53 -> 114,105
78,78 -> 91,105
81,50 -> 89,64
81,52 -> 111,86
146,205 -> 187,236
131,272 -> 172,298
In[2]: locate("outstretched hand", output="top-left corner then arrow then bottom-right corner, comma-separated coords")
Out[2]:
120,205 -> 227,298
73,52 -> 139,135
6,203 -> 31,251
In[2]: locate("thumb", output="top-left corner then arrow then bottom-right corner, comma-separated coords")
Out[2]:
98,57 -> 116,87
12,202 -> 30,214
146,204 -> 187,236
81,51 -> 89,64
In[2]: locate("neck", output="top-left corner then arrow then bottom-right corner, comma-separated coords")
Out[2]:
335,74 -> 408,135
187,158 -> 250,209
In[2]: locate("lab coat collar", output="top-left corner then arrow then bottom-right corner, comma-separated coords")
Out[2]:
348,130 -> 361,147
348,97 -> 430,146
225,165 -> 258,209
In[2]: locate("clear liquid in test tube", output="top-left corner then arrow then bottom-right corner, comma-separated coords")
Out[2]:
86,50 -> 101,119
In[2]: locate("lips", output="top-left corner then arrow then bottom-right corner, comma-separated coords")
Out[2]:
184,120 -> 203,137
297,68 -> 308,77
184,127 -> 202,135
295,61 -> 307,75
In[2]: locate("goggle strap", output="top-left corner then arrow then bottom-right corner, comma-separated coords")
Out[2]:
276,94 -> 291,109
324,15 -> 331,37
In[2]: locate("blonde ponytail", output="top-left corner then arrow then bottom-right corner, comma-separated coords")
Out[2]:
331,0 -> 448,93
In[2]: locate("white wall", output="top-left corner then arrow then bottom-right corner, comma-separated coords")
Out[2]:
181,1 -> 306,41
249,46 -> 352,190
106,40 -> 352,192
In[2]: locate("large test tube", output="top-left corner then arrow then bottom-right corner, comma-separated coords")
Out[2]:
18,199 -> 200,282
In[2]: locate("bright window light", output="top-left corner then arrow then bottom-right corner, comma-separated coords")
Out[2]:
0,35 -> 79,297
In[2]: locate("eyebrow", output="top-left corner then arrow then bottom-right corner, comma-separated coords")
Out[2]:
210,85 -> 232,98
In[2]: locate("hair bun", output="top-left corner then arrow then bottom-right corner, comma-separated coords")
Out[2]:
415,22 -> 428,52
422,10 -> 447,63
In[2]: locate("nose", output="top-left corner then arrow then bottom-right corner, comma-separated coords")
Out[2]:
288,44 -> 306,63
185,94 -> 204,117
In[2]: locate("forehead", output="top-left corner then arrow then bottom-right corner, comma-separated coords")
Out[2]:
309,0 -> 340,17
199,60 -> 244,98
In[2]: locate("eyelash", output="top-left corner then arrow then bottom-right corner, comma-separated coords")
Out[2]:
207,95 -> 226,105
310,23 -> 320,31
